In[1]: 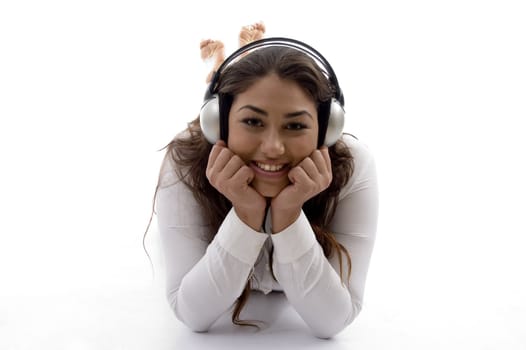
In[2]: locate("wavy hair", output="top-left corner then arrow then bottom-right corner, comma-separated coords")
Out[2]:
146,46 -> 354,327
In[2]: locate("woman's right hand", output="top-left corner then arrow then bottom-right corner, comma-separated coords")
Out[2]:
206,141 -> 266,230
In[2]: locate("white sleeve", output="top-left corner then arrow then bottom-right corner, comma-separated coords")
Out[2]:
156,176 -> 268,332
270,137 -> 379,338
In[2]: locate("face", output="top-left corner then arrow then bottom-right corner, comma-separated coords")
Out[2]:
227,74 -> 319,198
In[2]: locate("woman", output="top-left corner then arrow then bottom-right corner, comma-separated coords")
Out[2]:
153,38 -> 379,339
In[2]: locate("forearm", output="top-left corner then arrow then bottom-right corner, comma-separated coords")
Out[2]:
272,249 -> 357,338
163,208 -> 268,332
167,239 -> 255,331
270,212 -> 357,338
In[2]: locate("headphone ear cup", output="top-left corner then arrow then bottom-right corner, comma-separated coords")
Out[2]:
324,98 -> 345,146
199,95 -> 220,143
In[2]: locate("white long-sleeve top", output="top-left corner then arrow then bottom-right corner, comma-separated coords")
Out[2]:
156,134 -> 379,338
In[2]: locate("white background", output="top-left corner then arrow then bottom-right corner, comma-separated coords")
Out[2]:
1,0 -> 525,349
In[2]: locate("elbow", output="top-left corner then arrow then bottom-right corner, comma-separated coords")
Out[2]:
175,311 -> 210,333
183,322 -> 210,334
311,321 -> 348,339
313,329 -> 339,340
311,322 -> 346,339
310,300 -> 363,339
166,289 -> 211,333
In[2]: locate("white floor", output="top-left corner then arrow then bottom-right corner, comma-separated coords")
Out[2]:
2,286 -> 525,350
2,247 -> 525,350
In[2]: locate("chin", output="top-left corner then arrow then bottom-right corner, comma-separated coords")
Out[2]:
253,181 -> 287,198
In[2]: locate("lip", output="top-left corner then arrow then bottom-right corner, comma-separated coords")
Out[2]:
250,161 -> 290,178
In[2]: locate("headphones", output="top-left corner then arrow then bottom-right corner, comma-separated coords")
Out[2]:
199,37 -> 346,146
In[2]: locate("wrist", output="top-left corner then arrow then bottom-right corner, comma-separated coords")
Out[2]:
270,206 -> 301,233
234,206 -> 265,231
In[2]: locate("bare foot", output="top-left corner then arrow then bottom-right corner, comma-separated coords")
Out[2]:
200,39 -> 225,61
238,21 -> 266,47
200,39 -> 226,83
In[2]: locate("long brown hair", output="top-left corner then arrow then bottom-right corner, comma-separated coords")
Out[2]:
147,46 -> 354,327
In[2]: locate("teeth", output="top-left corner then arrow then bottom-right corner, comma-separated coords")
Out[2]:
256,162 -> 285,172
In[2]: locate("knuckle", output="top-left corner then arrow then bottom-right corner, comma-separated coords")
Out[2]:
208,174 -> 217,186
207,170 -> 221,186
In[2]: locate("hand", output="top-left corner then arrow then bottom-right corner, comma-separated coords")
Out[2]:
206,141 -> 266,230
270,147 -> 332,232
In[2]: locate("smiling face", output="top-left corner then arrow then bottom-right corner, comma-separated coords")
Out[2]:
227,73 -> 319,198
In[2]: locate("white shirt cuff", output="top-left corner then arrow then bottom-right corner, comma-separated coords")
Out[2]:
270,211 -> 317,264
215,208 -> 269,264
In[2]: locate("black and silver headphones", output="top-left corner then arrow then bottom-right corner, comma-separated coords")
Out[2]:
199,37 -> 346,146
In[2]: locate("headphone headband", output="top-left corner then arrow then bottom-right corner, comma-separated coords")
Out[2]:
207,37 -> 344,105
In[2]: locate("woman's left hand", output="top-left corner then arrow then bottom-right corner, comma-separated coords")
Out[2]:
270,147 -> 332,232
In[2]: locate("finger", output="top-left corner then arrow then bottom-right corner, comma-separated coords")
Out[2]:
314,148 -> 333,186
207,142 -> 226,169
288,165 -> 313,188
220,154 -> 246,179
206,144 -> 223,179
210,147 -> 235,175
230,164 -> 255,186
318,146 -> 332,174
207,147 -> 234,184
310,149 -> 329,175
298,156 -> 321,182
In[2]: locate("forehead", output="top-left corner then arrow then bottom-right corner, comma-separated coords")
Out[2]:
233,74 -> 316,108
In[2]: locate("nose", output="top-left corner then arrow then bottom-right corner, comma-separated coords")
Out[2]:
260,129 -> 285,158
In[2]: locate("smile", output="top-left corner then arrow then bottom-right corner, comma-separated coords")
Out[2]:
255,162 -> 286,172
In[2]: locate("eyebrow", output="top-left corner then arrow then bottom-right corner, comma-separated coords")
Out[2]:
237,105 -> 313,119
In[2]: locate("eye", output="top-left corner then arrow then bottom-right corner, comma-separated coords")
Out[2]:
242,118 -> 264,127
285,122 -> 308,130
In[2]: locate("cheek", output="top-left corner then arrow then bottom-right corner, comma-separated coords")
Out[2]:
289,123 -> 319,161
289,138 -> 317,163
227,126 -> 257,159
